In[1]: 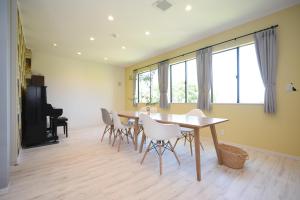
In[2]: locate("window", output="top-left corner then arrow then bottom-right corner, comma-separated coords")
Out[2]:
135,44 -> 263,105
170,62 -> 185,103
169,60 -> 198,103
186,59 -> 198,103
137,71 -> 150,103
136,69 -> 159,103
239,45 -> 264,103
212,49 -> 237,103
212,44 -> 264,103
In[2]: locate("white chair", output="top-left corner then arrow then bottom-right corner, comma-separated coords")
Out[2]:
174,109 -> 206,156
100,108 -> 114,144
111,111 -> 134,152
128,106 -> 158,135
139,114 -> 181,175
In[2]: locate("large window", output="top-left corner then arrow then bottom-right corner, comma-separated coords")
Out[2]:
136,44 -> 264,105
170,60 -> 198,103
136,69 -> 159,103
212,44 -> 264,103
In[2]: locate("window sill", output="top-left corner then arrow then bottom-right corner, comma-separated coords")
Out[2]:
137,103 -> 264,105
212,103 -> 264,105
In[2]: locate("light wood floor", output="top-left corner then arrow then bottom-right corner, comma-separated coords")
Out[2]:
1,126 -> 300,200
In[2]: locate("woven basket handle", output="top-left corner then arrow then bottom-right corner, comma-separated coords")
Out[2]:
239,154 -> 249,160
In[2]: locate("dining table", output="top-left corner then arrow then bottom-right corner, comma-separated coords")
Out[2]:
118,111 -> 228,181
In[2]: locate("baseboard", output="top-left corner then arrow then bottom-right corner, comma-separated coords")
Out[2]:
201,136 -> 300,161
0,186 -> 8,195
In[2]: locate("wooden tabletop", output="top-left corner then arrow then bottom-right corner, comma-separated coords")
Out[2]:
118,111 -> 229,181
118,111 -> 228,128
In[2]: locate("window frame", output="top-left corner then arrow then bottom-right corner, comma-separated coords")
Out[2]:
169,58 -> 197,104
211,43 -> 264,104
136,69 -> 157,104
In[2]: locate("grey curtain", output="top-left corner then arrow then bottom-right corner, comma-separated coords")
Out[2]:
254,28 -> 277,113
158,60 -> 169,109
132,70 -> 138,107
196,47 -> 212,111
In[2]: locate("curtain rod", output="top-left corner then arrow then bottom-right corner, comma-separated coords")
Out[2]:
133,25 -> 278,72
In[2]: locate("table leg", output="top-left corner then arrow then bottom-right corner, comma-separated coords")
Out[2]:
133,118 -> 139,151
139,133 -> 146,153
193,127 -> 201,181
210,125 -> 223,165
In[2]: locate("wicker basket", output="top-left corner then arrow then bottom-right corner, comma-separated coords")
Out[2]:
218,144 -> 249,169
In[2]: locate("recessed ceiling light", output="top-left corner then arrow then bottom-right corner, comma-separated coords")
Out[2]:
185,4 -> 192,11
53,43 -> 57,47
108,15 -> 114,21
121,46 -> 126,50
90,37 -> 95,41
104,57 -> 108,61
77,52 -> 82,55
145,31 -> 150,36
110,33 -> 118,38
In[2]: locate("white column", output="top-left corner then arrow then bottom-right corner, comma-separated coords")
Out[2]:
10,0 -> 18,166
0,0 -> 11,189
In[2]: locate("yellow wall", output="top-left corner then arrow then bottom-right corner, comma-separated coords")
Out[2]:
124,5 -> 300,156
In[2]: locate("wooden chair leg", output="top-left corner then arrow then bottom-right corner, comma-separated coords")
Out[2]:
159,141 -> 162,175
101,125 -> 108,142
173,138 -> 180,148
140,141 -> 152,165
169,141 -> 180,166
108,125 -> 113,144
112,129 -> 118,146
126,134 -> 129,144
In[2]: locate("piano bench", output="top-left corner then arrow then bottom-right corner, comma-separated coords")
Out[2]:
54,117 -> 68,138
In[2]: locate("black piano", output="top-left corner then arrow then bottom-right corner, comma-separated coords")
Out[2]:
22,85 -> 65,147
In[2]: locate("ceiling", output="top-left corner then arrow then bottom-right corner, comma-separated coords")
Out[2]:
19,0 -> 300,67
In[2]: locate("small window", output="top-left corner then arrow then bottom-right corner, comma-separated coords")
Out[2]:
136,69 -> 159,103
186,59 -> 198,103
239,44 -> 264,103
138,71 -> 151,103
150,69 -> 160,103
212,44 -> 264,103
170,62 -> 186,103
212,48 -> 237,103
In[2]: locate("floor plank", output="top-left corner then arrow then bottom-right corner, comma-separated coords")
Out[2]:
0,126 -> 299,200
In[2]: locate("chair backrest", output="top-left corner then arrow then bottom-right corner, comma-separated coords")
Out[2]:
111,111 -> 124,129
186,109 -> 206,117
139,114 -> 181,141
139,106 -> 158,113
101,108 -> 113,125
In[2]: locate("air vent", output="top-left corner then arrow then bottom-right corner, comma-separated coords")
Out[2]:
153,0 -> 172,11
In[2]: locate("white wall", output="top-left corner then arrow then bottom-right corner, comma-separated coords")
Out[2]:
32,51 -> 125,129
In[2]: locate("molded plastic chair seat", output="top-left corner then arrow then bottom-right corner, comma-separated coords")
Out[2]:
174,109 -> 206,156
100,108 -> 114,144
139,114 -> 181,175
112,111 -> 134,152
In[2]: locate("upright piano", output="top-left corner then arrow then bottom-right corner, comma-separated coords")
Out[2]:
22,85 -> 64,147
